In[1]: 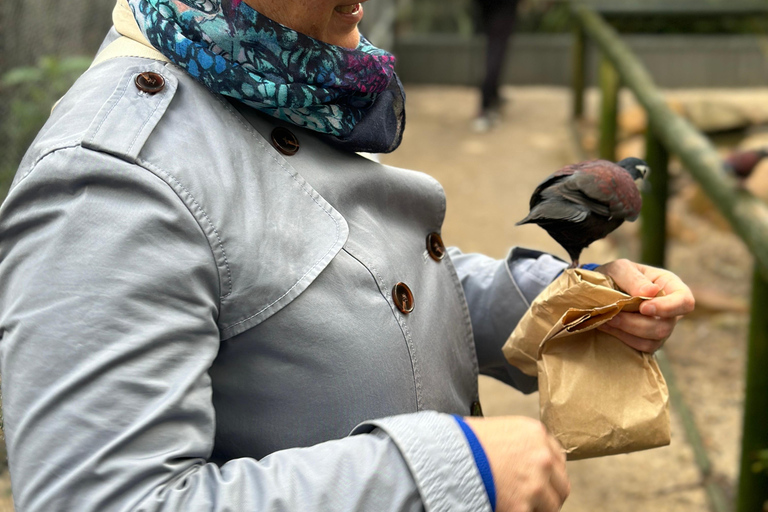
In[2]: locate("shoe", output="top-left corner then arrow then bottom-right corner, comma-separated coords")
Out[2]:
471,108 -> 502,133
471,115 -> 493,133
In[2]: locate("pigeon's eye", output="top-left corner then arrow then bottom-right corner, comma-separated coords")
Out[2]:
636,165 -> 650,177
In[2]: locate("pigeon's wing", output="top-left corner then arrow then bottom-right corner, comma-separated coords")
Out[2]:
527,162 -> 585,209
560,164 -> 642,220
555,179 -> 612,217
517,198 -> 590,225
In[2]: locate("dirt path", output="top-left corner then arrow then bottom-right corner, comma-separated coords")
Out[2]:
380,85 -> 749,512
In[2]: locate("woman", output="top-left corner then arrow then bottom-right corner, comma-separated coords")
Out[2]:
0,1 -> 694,511
472,0 -> 519,132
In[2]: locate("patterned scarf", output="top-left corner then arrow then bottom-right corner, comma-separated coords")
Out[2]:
129,0 -> 404,153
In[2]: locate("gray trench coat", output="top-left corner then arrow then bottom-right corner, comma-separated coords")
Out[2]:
0,35 -> 566,511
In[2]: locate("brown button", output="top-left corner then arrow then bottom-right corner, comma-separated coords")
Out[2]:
470,401 -> 484,417
135,72 -> 165,94
271,127 -> 300,156
427,232 -> 446,261
392,282 -> 414,314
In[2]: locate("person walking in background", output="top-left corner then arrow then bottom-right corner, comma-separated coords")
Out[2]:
473,0 -> 520,132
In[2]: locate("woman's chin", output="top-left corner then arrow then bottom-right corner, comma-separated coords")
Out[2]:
327,28 -> 361,49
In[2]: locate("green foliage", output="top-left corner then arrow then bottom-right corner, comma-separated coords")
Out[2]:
518,1 -> 575,33
607,14 -> 768,34
753,449 -> 768,476
0,55 -> 92,202
396,0 -> 475,36
396,0 -> 768,35
396,0 -> 573,36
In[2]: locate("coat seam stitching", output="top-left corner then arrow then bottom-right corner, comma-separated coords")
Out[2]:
84,73 -> 131,147
443,254 -> 480,401
216,96 -> 342,226
127,83 -> 168,153
430,177 -> 478,403
18,141 -> 82,184
6,145 -> 223,309
342,247 -> 423,411
213,95 -> 348,332
505,248 -> 533,310
136,157 -> 232,299
221,226 -> 343,332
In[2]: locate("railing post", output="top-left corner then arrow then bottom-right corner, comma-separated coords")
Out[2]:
736,266 -> 768,512
571,23 -> 586,120
598,55 -> 619,162
640,127 -> 669,267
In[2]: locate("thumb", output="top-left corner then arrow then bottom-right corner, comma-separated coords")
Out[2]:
600,260 -> 661,299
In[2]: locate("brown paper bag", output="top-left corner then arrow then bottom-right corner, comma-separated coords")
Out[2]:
502,269 -> 670,460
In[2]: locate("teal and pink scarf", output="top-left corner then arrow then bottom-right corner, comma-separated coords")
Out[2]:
129,0 -> 404,152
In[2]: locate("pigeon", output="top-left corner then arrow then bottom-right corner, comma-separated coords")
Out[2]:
723,147 -> 768,182
516,157 -> 650,268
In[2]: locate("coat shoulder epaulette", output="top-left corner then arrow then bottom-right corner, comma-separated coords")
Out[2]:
80,59 -> 178,162
17,58 -> 178,180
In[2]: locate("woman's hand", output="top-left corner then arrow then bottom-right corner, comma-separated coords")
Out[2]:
463,416 -> 570,512
595,259 -> 695,353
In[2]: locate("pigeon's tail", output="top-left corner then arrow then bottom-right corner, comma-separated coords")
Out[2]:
515,215 -> 534,226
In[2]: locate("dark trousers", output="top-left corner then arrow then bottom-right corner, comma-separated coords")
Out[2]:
476,0 -> 520,111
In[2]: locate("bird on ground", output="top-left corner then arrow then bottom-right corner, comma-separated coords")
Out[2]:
723,147 -> 768,182
516,157 -> 650,268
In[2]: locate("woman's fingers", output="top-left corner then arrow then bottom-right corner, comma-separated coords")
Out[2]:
604,311 -> 676,340
598,320 -> 668,353
597,260 -> 661,298
534,487 -> 567,512
542,433 -> 570,504
597,259 -> 695,319
638,275 -> 695,317
548,458 -> 571,503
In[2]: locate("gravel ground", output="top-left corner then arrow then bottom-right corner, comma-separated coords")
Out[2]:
380,85 -> 751,512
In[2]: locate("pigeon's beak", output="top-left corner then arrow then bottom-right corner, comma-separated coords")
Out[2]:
636,164 -> 651,179
634,164 -> 651,192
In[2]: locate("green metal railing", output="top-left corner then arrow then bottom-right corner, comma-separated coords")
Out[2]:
571,6 -> 768,512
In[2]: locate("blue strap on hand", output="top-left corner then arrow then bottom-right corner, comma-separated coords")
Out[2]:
556,262 -> 600,278
452,415 -> 496,511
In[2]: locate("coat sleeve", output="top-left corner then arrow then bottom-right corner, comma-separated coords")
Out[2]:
0,146 -> 491,512
447,247 -> 567,393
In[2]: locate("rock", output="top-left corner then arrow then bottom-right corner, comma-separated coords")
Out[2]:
737,130 -> 768,151
682,100 -> 749,133
745,160 -> 768,200
670,90 -> 768,133
618,100 -> 685,138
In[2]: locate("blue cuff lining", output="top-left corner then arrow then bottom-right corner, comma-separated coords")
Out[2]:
556,262 -> 600,278
452,415 -> 496,511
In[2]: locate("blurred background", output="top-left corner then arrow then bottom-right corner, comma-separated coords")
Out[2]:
2,0 -> 768,511
4,0 -> 768,196
3,0 -> 768,189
